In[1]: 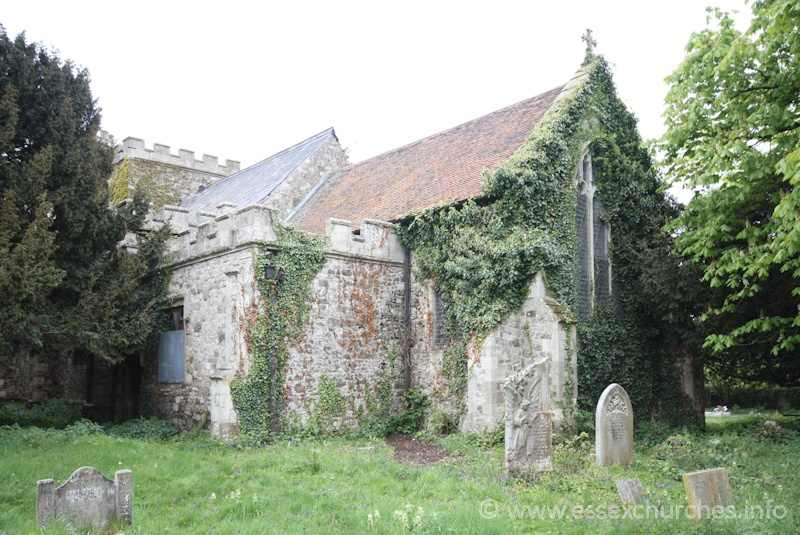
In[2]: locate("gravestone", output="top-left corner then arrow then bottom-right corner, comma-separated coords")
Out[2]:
36,467 -> 132,528
683,467 -> 733,519
595,383 -> 633,468
502,357 -> 553,472
615,479 -> 647,505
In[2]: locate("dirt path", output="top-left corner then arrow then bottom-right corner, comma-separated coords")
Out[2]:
386,433 -> 450,466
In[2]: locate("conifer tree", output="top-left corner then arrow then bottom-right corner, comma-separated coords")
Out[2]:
0,27 -> 168,361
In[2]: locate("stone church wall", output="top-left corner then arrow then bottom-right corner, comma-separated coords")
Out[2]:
147,207 -> 425,436
145,202 -> 576,438
284,223 -> 405,426
143,205 -> 268,435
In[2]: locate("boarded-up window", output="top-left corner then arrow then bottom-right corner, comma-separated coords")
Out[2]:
158,306 -> 185,383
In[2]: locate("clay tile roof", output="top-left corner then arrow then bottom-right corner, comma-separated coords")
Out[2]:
179,128 -> 336,224
287,86 -> 565,235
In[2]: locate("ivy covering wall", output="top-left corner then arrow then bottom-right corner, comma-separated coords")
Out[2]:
230,223 -> 326,441
398,53 -> 694,427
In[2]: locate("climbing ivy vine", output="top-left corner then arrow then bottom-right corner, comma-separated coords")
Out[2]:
309,374 -> 347,435
230,222 -> 326,441
397,53 -> 693,427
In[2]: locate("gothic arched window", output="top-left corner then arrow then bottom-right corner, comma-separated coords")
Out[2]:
575,150 -> 612,321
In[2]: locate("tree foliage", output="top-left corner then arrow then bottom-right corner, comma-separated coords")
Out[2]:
0,27 -> 168,362
660,0 -> 800,385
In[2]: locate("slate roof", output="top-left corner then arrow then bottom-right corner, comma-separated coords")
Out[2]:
287,86 -> 565,235
179,128 -> 336,223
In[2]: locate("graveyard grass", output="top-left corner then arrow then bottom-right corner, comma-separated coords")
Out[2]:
1,415 -> 798,534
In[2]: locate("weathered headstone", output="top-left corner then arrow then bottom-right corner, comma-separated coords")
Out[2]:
595,383 -> 633,468
682,468 -> 733,519
36,467 -> 132,528
615,479 -> 647,505
503,357 -> 553,472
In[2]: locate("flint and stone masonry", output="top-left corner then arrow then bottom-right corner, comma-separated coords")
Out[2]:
147,201 -> 579,437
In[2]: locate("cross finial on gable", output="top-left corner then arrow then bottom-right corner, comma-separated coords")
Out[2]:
582,29 -> 597,65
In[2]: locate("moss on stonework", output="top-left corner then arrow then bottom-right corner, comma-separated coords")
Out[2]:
109,157 -> 183,209
109,158 -> 133,205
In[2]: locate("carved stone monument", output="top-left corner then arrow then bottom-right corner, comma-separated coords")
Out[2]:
36,466 -> 132,528
503,357 -> 553,472
595,383 -> 633,468
682,468 -> 733,519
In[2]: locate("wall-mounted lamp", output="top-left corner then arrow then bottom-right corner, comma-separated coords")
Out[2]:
264,264 -> 284,281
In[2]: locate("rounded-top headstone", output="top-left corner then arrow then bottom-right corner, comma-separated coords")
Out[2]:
595,383 -> 633,468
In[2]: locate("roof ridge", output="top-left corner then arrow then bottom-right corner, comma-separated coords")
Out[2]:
238,127 -> 335,173
182,127 -> 334,197
347,85 -> 566,169
178,127 -> 336,219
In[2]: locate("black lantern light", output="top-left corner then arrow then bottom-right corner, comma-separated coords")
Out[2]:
264,263 -> 284,281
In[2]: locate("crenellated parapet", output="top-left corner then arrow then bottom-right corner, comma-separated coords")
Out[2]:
146,204 -> 277,265
325,218 -> 404,263
114,136 -> 240,176
146,202 -> 403,267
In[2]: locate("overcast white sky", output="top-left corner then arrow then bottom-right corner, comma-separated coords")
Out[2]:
3,0 -> 750,173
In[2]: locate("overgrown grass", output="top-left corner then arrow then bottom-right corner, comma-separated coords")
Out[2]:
0,414 -> 797,534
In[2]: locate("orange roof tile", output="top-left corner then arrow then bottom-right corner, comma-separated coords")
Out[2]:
288,85 -> 565,234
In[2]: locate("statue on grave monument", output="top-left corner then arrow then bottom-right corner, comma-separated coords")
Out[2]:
503,357 -> 553,472
511,398 -> 534,458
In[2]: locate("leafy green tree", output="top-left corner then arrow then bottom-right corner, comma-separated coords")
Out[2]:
660,0 -> 800,385
0,27 -> 168,361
